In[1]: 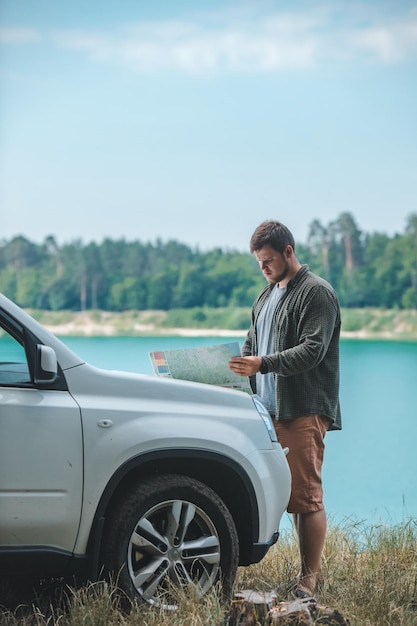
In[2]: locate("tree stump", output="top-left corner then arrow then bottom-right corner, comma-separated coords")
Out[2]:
229,589 -> 350,626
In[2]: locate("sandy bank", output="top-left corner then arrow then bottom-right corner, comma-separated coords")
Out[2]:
42,321 -> 405,340
31,308 -> 417,340
43,321 -> 247,337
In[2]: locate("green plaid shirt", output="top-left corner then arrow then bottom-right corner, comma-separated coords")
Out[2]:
242,265 -> 342,430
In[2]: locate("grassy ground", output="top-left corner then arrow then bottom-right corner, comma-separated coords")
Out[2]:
2,519 -> 417,625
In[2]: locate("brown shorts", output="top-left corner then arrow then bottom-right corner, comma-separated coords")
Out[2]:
274,415 -> 329,515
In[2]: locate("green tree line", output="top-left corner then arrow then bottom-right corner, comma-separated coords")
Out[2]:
1,212 -> 417,311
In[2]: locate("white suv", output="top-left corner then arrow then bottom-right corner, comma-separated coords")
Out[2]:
0,293 -> 291,607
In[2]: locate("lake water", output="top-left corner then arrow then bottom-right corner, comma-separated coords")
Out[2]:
27,335 -> 417,531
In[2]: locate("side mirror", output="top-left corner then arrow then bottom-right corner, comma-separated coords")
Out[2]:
35,344 -> 58,385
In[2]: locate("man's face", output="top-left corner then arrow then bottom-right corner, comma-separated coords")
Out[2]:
255,244 -> 289,285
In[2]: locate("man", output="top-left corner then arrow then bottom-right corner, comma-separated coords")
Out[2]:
229,220 -> 341,598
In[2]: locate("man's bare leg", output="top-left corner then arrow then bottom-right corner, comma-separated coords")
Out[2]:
293,509 -> 327,594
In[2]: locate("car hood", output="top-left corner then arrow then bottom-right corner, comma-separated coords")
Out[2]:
65,361 -> 256,415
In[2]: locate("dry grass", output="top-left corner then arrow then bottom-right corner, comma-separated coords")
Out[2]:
2,520 -> 417,625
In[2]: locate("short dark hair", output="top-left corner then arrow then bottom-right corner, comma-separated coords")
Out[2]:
250,221 -> 295,254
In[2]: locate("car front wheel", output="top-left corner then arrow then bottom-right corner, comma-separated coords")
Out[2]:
101,473 -> 239,609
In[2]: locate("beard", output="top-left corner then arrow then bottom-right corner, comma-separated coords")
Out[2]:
277,265 -> 290,283
265,258 -> 290,284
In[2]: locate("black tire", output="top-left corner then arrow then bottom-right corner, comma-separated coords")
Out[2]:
101,474 -> 239,609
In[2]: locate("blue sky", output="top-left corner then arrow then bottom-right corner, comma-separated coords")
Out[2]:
1,0 -> 416,252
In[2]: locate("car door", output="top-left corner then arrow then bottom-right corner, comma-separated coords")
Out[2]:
0,316 -> 83,553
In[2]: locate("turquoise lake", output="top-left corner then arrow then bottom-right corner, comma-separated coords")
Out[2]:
3,331 -> 416,532
59,335 -> 417,532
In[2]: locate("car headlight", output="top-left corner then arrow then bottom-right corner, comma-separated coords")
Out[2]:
252,394 -> 277,443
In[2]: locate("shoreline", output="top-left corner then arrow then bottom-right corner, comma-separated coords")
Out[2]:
27,308 -> 417,341
43,322 -> 248,338
41,322 -> 415,341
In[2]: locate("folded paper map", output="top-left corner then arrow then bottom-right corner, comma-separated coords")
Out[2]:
149,341 -> 252,394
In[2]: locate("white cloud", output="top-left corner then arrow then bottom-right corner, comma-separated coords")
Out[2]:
6,4 -> 417,73
348,21 -> 417,63
53,30 -> 115,62
49,14 -> 321,73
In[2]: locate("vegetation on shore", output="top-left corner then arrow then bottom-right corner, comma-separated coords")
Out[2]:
27,306 -> 417,340
2,519 -> 417,625
2,212 -> 417,313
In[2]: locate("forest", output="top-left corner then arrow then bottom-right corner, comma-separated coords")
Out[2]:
1,212 -> 417,312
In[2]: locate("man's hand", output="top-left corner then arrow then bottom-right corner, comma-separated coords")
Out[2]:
229,356 -> 262,377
